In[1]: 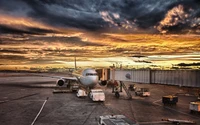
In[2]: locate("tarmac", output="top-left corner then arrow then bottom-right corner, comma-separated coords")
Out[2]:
0,72 -> 200,125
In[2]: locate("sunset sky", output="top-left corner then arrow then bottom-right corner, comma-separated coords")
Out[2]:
0,0 -> 200,70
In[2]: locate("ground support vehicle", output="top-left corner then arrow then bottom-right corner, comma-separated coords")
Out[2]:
162,95 -> 178,105
128,84 -> 136,91
76,89 -> 87,97
89,89 -> 105,102
135,88 -> 150,97
190,101 -> 200,113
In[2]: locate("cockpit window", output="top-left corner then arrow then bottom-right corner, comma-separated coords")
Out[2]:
86,73 -> 97,76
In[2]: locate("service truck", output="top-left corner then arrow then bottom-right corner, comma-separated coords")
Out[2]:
76,89 -> 87,97
135,88 -> 150,97
89,89 -> 105,102
98,115 -> 138,125
190,101 -> 200,113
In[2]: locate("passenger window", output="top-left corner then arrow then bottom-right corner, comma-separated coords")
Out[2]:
86,73 -> 97,76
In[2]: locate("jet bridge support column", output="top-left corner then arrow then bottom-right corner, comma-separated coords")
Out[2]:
120,81 -> 132,99
119,82 -> 123,92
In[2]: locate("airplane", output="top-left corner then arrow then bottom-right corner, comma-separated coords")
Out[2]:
40,57 -> 123,99
56,68 -> 107,88
53,57 -> 107,95
52,67 -> 108,102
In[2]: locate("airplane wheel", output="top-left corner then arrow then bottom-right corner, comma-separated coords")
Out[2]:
115,92 -> 120,98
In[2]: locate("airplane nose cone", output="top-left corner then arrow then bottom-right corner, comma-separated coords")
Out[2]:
88,76 -> 98,86
79,75 -> 99,87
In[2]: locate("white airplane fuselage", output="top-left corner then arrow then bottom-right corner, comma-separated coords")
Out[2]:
72,68 -> 99,88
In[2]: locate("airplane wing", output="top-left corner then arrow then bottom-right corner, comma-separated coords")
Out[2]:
61,77 -> 78,81
36,74 -> 81,87
32,74 -> 78,81
46,76 -> 78,80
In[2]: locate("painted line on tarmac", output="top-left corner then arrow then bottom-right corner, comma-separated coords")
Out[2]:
153,98 -> 200,119
31,97 -> 49,125
164,106 -> 200,118
153,99 -> 162,104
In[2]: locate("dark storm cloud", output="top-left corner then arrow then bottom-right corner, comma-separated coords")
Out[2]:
0,0 -> 200,33
0,25 -> 35,34
61,37 -> 104,46
0,49 -> 28,54
24,35 -> 104,46
0,0 -> 31,16
109,48 -> 132,53
30,36 -> 104,46
20,0 -> 105,31
43,48 -> 86,55
177,62 -> 200,66
0,55 -> 28,60
1,33 -> 104,46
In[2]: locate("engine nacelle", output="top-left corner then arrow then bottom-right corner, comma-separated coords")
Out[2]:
99,80 -> 107,86
56,79 -> 65,86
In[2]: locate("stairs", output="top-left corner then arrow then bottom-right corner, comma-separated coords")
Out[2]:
120,81 -> 132,99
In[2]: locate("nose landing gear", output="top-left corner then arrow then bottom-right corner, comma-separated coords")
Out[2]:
115,91 -> 120,98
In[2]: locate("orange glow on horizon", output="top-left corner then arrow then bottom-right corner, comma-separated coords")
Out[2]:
0,14 -> 56,31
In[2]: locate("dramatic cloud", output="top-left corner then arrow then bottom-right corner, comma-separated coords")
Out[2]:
0,55 -> 28,60
0,0 -> 200,70
0,0 -> 199,34
157,4 -> 200,33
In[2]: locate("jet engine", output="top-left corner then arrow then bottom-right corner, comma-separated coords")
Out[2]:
99,80 -> 107,86
56,79 -> 65,86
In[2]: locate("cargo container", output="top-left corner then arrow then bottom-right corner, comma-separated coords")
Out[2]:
162,95 -> 178,105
